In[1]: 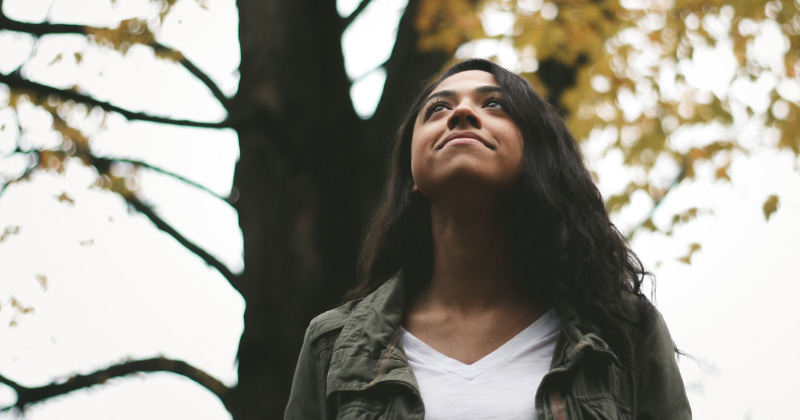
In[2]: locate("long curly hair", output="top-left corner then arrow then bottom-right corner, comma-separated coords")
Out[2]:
346,58 -> 652,362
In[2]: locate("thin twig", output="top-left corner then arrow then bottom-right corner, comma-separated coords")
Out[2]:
343,0 -> 375,28
93,156 -> 234,206
153,42 -> 231,109
349,57 -> 390,84
0,149 -> 240,289
125,195 -> 241,292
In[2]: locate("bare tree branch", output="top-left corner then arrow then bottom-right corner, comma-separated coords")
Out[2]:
152,42 -> 232,109
342,0 -> 375,28
349,57 -> 390,85
0,372 -> 23,391
0,11 -> 231,110
124,195 -> 241,292
2,146 -> 233,205
0,9 -> 85,36
0,357 -> 231,411
92,155 -> 235,206
0,148 -> 240,289
0,72 -> 231,128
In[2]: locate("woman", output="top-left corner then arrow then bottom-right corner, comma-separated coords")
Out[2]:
285,59 -> 691,419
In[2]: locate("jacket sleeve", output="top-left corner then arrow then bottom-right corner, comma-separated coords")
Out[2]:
284,325 -> 329,420
635,309 -> 692,419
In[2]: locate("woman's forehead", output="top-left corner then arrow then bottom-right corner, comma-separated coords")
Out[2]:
430,70 -> 499,95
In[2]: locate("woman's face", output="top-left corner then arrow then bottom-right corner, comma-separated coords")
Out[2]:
410,70 -> 524,200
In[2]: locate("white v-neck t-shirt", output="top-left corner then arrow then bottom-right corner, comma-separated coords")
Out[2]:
399,308 -> 560,420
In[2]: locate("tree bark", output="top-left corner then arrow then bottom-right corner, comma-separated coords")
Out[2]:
229,0 -> 361,418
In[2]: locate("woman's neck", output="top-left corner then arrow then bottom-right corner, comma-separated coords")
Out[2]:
414,199 -> 523,312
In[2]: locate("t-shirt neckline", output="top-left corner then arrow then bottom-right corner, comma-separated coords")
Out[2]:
399,308 -> 559,380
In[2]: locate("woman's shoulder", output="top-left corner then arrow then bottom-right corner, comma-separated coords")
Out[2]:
615,289 -> 658,326
304,299 -> 361,344
303,275 -> 405,351
617,291 -> 680,365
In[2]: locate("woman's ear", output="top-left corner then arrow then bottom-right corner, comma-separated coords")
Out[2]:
411,184 -> 419,193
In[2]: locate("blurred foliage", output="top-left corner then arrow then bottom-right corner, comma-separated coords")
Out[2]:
0,0 -> 201,204
417,0 -> 486,52
417,0 -> 800,237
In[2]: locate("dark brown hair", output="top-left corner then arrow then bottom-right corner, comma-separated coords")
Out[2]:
347,58 -> 651,361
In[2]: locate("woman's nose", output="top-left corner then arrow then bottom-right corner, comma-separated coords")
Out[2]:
447,104 -> 481,130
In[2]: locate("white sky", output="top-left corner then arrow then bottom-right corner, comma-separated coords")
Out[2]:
1,0 -> 799,419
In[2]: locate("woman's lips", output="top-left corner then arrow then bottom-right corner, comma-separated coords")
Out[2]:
443,138 -> 485,147
438,132 -> 494,150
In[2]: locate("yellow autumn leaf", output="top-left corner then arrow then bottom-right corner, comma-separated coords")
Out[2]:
0,225 -> 20,243
763,195 -> 779,220
677,242 -> 701,264
10,297 -> 34,314
715,163 -> 731,181
55,192 -> 75,205
35,273 -> 48,291
642,218 -> 658,232
48,53 -> 64,66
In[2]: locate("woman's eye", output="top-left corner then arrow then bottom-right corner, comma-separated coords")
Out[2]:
425,102 -> 449,118
485,99 -> 503,109
431,103 -> 448,113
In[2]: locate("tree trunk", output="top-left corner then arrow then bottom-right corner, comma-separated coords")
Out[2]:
229,0 -> 361,417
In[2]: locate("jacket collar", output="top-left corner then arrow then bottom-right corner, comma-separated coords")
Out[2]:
325,273 -> 622,396
326,273 -> 419,397
551,299 -> 621,369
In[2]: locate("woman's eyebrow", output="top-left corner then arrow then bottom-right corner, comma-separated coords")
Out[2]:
424,85 -> 503,103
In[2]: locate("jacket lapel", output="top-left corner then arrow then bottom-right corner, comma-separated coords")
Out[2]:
326,274 -> 419,397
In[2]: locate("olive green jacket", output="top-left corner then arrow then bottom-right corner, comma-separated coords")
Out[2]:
285,274 -> 691,419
